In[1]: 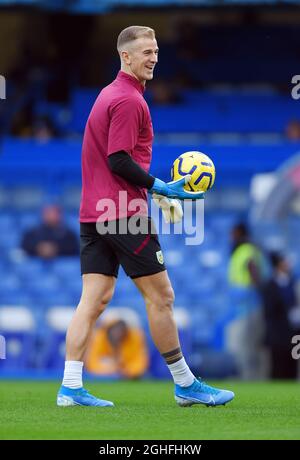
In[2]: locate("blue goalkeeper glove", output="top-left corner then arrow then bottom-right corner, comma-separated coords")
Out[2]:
149,175 -> 205,200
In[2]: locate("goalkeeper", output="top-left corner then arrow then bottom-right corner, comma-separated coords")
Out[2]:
57,26 -> 234,408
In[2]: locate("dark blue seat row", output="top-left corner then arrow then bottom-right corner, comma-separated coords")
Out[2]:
69,88 -> 297,133
1,137 -> 299,188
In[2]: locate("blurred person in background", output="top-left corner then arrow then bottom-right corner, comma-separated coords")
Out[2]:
227,222 -> 266,380
150,79 -> 182,106
31,115 -> 58,142
21,204 -> 78,259
262,252 -> 300,379
85,318 -> 149,379
285,119 -> 300,142
11,110 -> 57,141
229,223 -> 262,287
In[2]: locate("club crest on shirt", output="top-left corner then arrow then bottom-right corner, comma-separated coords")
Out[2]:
156,250 -> 164,265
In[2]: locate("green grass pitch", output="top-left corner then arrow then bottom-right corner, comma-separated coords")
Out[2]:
0,380 -> 300,440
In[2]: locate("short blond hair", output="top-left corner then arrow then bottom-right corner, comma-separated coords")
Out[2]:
117,26 -> 156,52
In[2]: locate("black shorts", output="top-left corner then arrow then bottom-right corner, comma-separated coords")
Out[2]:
80,217 -> 166,279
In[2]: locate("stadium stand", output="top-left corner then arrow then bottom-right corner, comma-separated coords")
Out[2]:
1,6 -> 300,377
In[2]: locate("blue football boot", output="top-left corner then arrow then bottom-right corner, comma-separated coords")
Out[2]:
175,378 -> 234,407
57,385 -> 114,407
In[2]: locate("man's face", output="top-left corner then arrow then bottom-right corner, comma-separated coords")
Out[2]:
43,205 -> 61,227
278,259 -> 290,275
122,36 -> 159,85
107,321 -> 127,347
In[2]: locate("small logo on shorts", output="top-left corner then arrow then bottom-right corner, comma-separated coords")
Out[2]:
156,250 -> 164,265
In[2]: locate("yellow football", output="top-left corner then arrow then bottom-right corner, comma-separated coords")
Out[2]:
171,151 -> 216,192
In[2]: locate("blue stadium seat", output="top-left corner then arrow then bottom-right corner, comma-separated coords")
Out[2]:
40,326 -> 68,369
59,282 -> 82,304
0,306 -> 36,371
17,212 -> 40,231
191,310 -> 217,348
10,186 -> 45,210
0,231 -> 19,252
51,257 -> 80,279
0,186 -> 9,209
0,273 -> 21,293
252,222 -> 286,251
70,88 -> 99,132
40,306 -> 75,369
34,101 -> 72,132
26,269 -> 60,287
0,332 -> 36,371
110,292 -> 144,312
13,258 -> 47,280
0,292 -> 33,305
190,349 -> 237,379
64,213 -> 80,234
0,213 -> 16,231
61,186 -> 81,211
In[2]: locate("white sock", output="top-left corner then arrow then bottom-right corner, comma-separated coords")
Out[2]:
167,357 -> 195,387
62,360 -> 83,389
